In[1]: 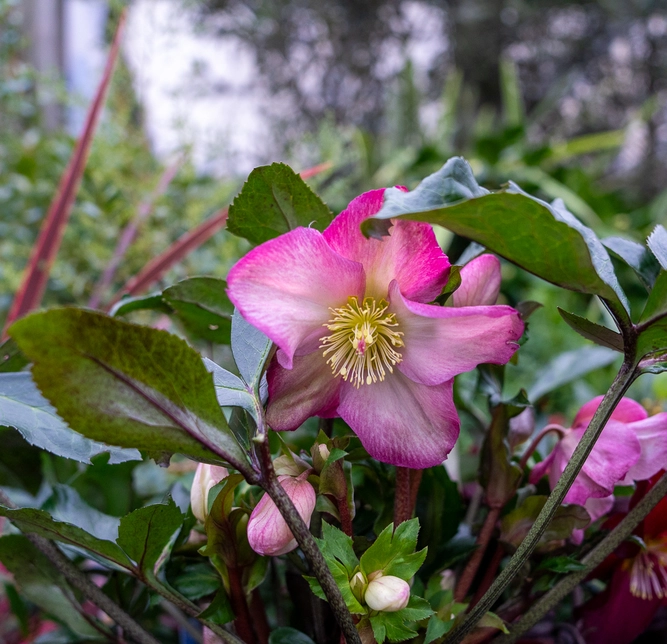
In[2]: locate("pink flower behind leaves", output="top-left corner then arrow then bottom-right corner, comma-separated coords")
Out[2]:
227,189 -> 523,468
247,472 -> 316,556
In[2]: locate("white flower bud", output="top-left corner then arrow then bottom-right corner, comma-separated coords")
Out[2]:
364,572 -> 410,612
190,463 -> 229,523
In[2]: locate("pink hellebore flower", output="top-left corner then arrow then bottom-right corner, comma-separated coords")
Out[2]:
451,254 -> 502,308
247,472 -> 316,556
530,396 -> 667,526
227,190 -> 523,468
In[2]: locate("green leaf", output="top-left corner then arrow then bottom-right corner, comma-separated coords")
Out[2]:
231,309 -> 273,398
528,346 -> 620,401
425,615 -> 452,643
170,561 -> 221,600
204,358 -> 259,420
227,162 -> 332,245
477,611 -> 509,634
117,498 -> 184,576
162,277 -> 234,344
433,266 -> 462,305
366,158 -> 629,320
603,236 -> 660,289
369,597 -> 433,643
319,521 -> 359,576
0,372 -> 141,464
110,293 -> 172,317
198,588 -> 234,625
360,518 -> 426,580
558,309 -> 624,352
9,309 -> 253,474
536,555 -> 587,574
637,272 -> 667,359
269,627 -> 317,644
641,271 -> 667,323
0,338 -> 29,373
648,225 -> 667,270
0,535 -> 101,637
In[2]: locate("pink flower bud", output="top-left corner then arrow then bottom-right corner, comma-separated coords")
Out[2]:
247,472 -> 316,556
190,463 -> 229,523
451,254 -> 501,307
364,572 -> 410,612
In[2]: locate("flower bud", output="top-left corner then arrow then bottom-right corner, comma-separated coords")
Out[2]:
247,472 -> 316,556
364,572 -> 410,612
350,570 -> 367,603
451,255 -> 501,307
190,464 -> 229,523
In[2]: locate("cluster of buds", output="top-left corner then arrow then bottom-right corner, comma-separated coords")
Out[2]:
351,570 -> 410,613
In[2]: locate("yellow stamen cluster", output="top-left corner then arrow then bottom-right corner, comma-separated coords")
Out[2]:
628,541 -> 667,600
320,296 -> 404,388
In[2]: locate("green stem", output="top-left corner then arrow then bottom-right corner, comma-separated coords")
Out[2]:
444,358 -> 639,643
497,470 -> 667,643
257,435 -> 361,644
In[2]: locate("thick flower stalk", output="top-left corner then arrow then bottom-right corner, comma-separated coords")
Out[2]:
530,397 -> 667,529
228,189 -> 523,468
247,471 -> 317,556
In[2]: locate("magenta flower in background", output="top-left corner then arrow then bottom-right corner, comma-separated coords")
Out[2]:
247,472 -> 316,556
530,396 -> 667,527
227,189 -> 523,468
451,254 -> 501,308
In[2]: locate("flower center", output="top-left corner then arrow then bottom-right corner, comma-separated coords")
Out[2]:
628,540 -> 667,600
320,296 -> 404,388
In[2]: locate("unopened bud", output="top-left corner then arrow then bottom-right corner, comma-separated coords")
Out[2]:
451,255 -> 501,307
350,571 -> 367,602
364,572 -> 410,612
247,472 -> 316,556
190,463 -> 229,523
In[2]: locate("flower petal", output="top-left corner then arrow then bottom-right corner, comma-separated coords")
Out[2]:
266,351 -> 341,430
388,281 -> 523,385
322,189 -> 450,303
451,254 -> 501,307
227,227 -> 365,368
624,413 -> 667,482
337,373 -> 459,468
573,395 -> 648,428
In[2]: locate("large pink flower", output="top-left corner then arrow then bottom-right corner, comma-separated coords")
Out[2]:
227,189 -> 524,468
531,397 -> 667,522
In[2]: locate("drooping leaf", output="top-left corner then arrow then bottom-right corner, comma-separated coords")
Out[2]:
0,372 -> 141,464
366,157 -> 629,321
603,236 -> 660,289
9,309 -> 253,476
117,498 -> 184,576
231,308 -> 273,398
647,225 -> 667,270
558,309 -> 624,352
227,162 -> 332,245
162,277 -> 234,344
528,346 -> 620,401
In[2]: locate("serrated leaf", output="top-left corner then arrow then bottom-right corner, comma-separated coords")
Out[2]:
227,162 -> 332,245
528,346 -> 620,401
0,338 -> 29,372
162,277 -> 234,344
0,372 -> 141,464
360,518 -> 426,580
603,236 -> 660,289
231,309 -> 272,398
319,521 -> 359,575
367,157 -> 629,321
647,225 -> 667,270
117,498 -> 184,576
558,308 -> 624,352
269,627 -> 317,644
9,309 -> 253,475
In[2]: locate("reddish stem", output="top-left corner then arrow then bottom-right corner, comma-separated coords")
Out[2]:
227,566 -> 257,644
250,589 -> 270,644
454,506 -> 501,602
518,424 -> 567,470
409,468 -> 423,515
470,542 -> 503,608
394,466 -> 412,525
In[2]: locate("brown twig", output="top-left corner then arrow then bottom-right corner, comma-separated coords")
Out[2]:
393,466 -> 412,526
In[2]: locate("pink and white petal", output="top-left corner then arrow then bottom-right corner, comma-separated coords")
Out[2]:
451,255 -> 501,307
227,227 -> 365,368
623,413 -> 667,482
573,396 -> 648,429
266,351 -> 342,431
583,495 -> 615,523
337,374 -> 459,469
388,282 -> 523,385
323,189 -> 451,303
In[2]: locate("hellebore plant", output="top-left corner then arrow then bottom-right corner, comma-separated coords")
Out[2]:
227,189 -> 523,468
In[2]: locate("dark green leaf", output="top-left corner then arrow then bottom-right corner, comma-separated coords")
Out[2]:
117,498 -> 184,575
647,225 -> 667,270
269,627 -> 317,644
640,271 -> 667,323
603,236 -> 660,289
110,293 -> 172,317
433,266 -> 461,305
9,309 -> 253,474
536,556 -> 587,574
227,162 -> 332,245
198,588 -> 234,625
232,309 -> 272,398
0,535 -> 101,637
366,158 -> 629,320
0,338 -> 29,373
170,560 -> 221,600
558,309 -> 624,352
528,346 -> 620,401
162,277 -> 234,344
0,372 -> 141,464
425,615 -> 452,643
637,272 -> 667,358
